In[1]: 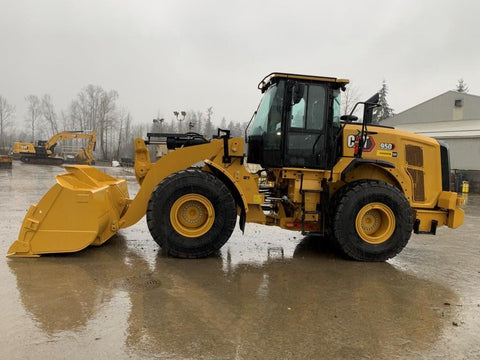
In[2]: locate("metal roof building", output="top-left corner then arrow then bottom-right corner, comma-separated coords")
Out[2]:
382,91 -> 480,171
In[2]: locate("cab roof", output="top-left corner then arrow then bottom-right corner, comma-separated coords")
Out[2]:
258,72 -> 350,92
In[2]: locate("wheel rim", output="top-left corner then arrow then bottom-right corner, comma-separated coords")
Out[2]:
355,202 -> 395,244
170,194 -> 215,238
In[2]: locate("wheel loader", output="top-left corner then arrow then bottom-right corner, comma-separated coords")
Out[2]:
7,73 -> 465,261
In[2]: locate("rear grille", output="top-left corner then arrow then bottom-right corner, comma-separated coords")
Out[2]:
406,168 -> 425,201
405,145 -> 425,201
405,145 -> 423,167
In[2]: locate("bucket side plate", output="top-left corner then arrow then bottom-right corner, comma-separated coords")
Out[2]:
7,166 -> 129,257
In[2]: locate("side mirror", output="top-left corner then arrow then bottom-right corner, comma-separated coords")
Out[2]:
340,114 -> 359,122
364,93 -> 380,124
365,92 -> 380,105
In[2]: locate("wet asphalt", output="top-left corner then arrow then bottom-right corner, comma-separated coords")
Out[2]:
0,162 -> 479,359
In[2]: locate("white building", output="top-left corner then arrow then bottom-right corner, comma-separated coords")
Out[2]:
381,91 -> 480,192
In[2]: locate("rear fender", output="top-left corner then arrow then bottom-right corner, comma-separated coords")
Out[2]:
343,163 -> 402,189
332,160 -> 404,197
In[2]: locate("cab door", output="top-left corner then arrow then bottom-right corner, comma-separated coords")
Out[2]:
284,83 -> 328,168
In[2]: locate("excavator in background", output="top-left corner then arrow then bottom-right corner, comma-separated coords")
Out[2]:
12,131 -> 96,165
7,73 -> 464,261
0,155 -> 12,169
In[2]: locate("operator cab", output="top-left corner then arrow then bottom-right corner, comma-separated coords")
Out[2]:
246,72 -> 348,169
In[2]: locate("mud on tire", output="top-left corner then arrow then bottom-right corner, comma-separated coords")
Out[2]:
146,168 -> 237,258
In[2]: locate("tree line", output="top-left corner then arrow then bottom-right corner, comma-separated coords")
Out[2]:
0,85 -> 248,159
1,78 -> 468,157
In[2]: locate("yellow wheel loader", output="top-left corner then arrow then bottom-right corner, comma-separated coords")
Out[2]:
7,73 -> 465,261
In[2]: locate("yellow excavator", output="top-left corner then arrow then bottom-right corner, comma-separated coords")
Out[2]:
12,130 -> 96,165
7,73 -> 464,261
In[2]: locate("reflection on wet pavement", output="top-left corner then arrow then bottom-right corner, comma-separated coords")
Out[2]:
1,163 -> 479,359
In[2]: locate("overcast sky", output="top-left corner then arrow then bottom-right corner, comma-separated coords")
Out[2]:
1,0 -> 479,128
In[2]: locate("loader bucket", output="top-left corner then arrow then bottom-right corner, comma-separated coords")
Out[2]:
7,165 -> 129,257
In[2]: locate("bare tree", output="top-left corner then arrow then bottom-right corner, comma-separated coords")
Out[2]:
67,97 -> 88,131
64,85 -> 121,159
85,85 -> 104,130
97,89 -> 119,159
41,94 -> 58,137
115,110 -> 131,160
121,113 -> 132,158
59,110 -> 68,131
195,111 -> 204,134
203,107 -> 214,138
341,85 -> 362,116
0,95 -> 15,153
220,117 -> 227,129
25,95 -> 41,142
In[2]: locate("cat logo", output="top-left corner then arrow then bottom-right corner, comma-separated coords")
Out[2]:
347,134 -> 375,152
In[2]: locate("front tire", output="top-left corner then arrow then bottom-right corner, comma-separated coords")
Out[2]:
332,180 -> 413,261
146,169 -> 237,258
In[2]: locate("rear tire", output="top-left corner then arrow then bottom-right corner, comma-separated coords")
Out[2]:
146,169 -> 237,258
331,180 -> 413,261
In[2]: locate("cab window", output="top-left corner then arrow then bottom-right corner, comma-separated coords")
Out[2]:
289,84 -> 325,131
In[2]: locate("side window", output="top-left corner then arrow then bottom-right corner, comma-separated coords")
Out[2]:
289,84 -> 326,130
306,85 -> 325,130
290,98 -> 306,128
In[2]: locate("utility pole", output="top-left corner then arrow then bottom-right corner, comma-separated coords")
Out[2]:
153,117 -> 164,132
174,111 -> 186,132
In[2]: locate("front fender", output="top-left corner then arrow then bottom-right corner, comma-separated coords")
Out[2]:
204,159 -> 266,228
119,139 -> 224,228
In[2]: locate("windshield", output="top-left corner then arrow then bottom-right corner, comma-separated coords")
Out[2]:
248,82 -> 284,149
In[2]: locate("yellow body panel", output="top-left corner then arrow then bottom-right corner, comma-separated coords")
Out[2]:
335,125 -> 464,233
341,124 -> 443,208
0,155 -> 12,168
13,142 -> 37,155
